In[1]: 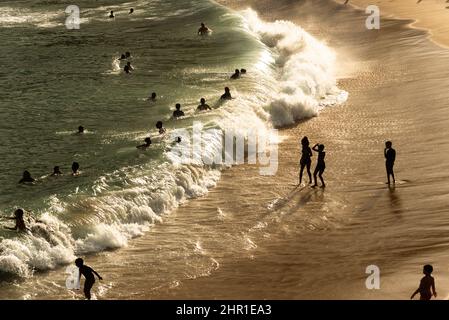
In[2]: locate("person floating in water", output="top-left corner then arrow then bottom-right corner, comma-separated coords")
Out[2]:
119,53 -> 126,60
173,103 -> 185,118
220,87 -> 232,100
299,136 -> 313,185
72,162 -> 80,176
384,141 -> 396,185
411,265 -> 437,300
197,98 -> 211,111
78,126 -> 84,134
124,62 -> 134,74
109,11 -> 114,18
19,170 -> 35,184
240,68 -> 247,74
136,137 -> 152,150
51,166 -> 62,176
129,8 -> 134,14
3,209 -> 30,232
198,22 -> 210,35
230,69 -> 240,80
148,92 -> 157,101
156,121 -> 166,134
75,258 -> 102,300
312,143 -> 326,188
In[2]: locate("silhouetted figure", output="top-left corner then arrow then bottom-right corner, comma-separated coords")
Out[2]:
3,209 -> 29,232
299,136 -> 313,185
118,53 -> 126,60
78,126 -> 84,134
51,166 -> 62,176
197,98 -> 211,111
173,103 -> 185,118
137,137 -> 152,150
240,68 -> 247,74
198,22 -> 210,35
148,92 -> 157,101
312,143 -> 326,188
124,61 -> 133,74
156,121 -> 166,134
125,52 -> 131,59
75,258 -> 102,300
230,69 -> 240,80
175,137 -> 182,143
384,141 -> 396,185
220,87 -> 232,100
19,170 -> 35,184
411,265 -> 437,300
72,162 -> 80,176
129,8 -> 134,14
109,11 -> 114,18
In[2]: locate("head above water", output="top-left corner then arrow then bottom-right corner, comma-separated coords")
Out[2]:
240,68 -> 247,74
129,8 -> 134,13
385,141 -> 392,148
72,162 -> 79,173
175,103 -> 181,110
156,121 -> 163,129
78,125 -> 84,133
53,166 -> 61,174
423,264 -> 433,275
23,170 -> 32,179
235,69 -> 240,74
151,92 -> 156,99
144,137 -> 152,145
75,258 -> 84,267
14,208 -> 24,218
125,52 -> 130,57
224,87 -> 230,93
200,98 -> 205,104
201,23 -> 205,27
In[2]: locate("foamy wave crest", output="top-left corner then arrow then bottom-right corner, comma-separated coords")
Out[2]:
242,9 -> 348,127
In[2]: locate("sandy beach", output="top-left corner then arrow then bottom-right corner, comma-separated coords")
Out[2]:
3,0 -> 449,300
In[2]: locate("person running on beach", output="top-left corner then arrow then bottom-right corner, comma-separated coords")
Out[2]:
3,209 -> 30,232
75,258 -> 102,300
198,23 -> 210,35
384,141 -> 396,185
72,162 -> 80,176
299,136 -> 313,185
220,87 -> 232,100
197,98 -> 211,111
173,103 -> 185,118
411,265 -> 437,300
312,143 -> 326,188
51,166 -> 62,176
109,11 -> 114,18
156,121 -> 166,134
148,92 -> 157,101
137,137 -> 152,150
19,170 -> 35,184
230,69 -> 240,80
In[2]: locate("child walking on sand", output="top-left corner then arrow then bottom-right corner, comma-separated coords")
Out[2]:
411,264 -> 437,300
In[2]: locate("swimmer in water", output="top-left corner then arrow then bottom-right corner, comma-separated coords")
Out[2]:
411,265 -> 437,300
51,166 -> 62,176
19,170 -> 35,184
230,69 -> 240,80
75,258 -> 103,300
78,126 -> 84,134
3,209 -> 30,232
125,52 -> 131,59
156,121 -> 166,134
119,53 -> 126,60
220,87 -> 232,100
72,162 -> 80,176
148,92 -> 157,101
240,68 -> 247,74
312,143 -> 326,188
197,98 -> 211,111
175,137 -> 182,143
173,103 -> 185,118
129,8 -> 134,14
124,61 -> 134,74
109,11 -> 114,18
198,22 -> 210,35
137,137 -> 152,150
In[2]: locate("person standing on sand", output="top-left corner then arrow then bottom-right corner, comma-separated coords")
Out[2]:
299,136 -> 313,185
384,141 -> 396,185
312,143 -> 326,188
75,258 -> 102,300
411,265 -> 437,300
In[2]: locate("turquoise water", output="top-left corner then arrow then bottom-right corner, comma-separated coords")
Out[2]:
0,0 -> 345,279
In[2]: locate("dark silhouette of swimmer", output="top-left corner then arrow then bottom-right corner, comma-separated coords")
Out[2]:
230,69 -> 240,80
384,141 -> 396,185
411,265 -> 437,300
125,52 -> 131,59
299,136 -> 313,185
78,126 -> 84,134
129,8 -> 134,14
173,103 -> 185,118
119,53 -> 126,60
220,87 -> 232,100
198,22 -> 210,35
3,209 -> 29,232
109,11 -> 114,18
175,137 -> 182,143
19,170 -> 35,184
197,98 -> 211,111
156,121 -> 166,134
75,258 -> 102,300
137,137 -> 152,150
124,61 -> 134,74
240,68 -> 247,74
148,92 -> 157,101
72,162 -> 80,176
51,166 -> 62,176
312,143 -> 326,188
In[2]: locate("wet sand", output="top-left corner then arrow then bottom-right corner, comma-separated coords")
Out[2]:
6,0 -> 449,299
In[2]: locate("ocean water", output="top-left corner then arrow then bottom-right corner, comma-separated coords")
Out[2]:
0,0 -> 346,282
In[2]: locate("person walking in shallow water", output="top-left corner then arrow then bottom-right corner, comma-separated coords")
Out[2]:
299,136 -> 312,185
384,141 -> 396,185
411,265 -> 437,300
75,258 -> 102,300
312,143 -> 326,188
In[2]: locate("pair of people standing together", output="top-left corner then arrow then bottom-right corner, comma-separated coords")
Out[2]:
299,136 -> 326,188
